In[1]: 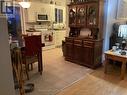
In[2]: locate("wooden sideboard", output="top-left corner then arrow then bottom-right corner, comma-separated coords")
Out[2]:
63,37 -> 103,69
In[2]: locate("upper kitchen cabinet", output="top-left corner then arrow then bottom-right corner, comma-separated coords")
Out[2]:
27,2 -> 55,22
27,2 -> 38,22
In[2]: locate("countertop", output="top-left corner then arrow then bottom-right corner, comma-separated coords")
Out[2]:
26,28 -> 67,32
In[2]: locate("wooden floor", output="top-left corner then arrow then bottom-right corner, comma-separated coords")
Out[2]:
57,65 -> 127,95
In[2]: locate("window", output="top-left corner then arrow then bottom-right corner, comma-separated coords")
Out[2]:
55,8 -> 63,23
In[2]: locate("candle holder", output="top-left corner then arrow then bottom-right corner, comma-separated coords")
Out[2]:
121,40 -> 126,50
121,40 -> 126,55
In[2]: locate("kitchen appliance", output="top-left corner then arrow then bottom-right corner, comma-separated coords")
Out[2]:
36,13 -> 50,21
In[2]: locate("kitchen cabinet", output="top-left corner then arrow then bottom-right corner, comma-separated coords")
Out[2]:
27,2 -> 55,22
27,2 -> 39,22
55,30 -> 66,47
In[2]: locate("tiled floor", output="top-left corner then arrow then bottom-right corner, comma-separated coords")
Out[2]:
25,48 -> 93,95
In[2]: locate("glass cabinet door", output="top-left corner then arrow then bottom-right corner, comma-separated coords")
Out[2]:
76,5 -> 87,27
87,3 -> 98,27
69,6 -> 76,26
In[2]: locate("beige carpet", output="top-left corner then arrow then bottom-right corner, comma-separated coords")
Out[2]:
26,48 -> 93,95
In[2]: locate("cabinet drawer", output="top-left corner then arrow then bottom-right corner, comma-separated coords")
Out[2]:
83,41 -> 94,47
65,37 -> 74,43
74,39 -> 82,46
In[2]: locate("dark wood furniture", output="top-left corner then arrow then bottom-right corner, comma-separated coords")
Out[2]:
104,50 -> 127,80
68,0 -> 104,38
74,38 -> 83,64
82,38 -> 102,68
65,37 -> 74,61
11,47 -> 25,95
64,37 -> 102,69
21,35 -> 45,80
69,2 -> 98,28
62,0 -> 103,69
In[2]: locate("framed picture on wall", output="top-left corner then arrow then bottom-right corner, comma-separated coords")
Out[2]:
117,0 -> 127,19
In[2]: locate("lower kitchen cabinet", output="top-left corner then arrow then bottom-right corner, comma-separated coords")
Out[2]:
63,37 -> 103,69
55,30 -> 66,47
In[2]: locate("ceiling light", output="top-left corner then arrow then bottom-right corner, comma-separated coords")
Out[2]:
50,0 -> 56,4
19,0 -> 31,8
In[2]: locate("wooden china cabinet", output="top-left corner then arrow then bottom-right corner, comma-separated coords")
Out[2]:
69,2 -> 98,27
68,0 -> 103,37
63,0 -> 104,69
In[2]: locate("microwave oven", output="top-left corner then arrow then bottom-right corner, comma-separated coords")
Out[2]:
36,14 -> 49,21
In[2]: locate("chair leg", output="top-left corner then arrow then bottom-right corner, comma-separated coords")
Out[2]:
31,63 -> 33,70
37,53 -> 43,75
25,64 -> 29,80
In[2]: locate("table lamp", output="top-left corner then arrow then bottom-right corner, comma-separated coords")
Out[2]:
121,40 -> 126,50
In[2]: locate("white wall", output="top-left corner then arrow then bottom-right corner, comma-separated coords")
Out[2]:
0,16 -> 15,95
103,0 -> 127,51
31,0 -> 66,6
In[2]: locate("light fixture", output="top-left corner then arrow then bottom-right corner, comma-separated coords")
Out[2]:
50,0 -> 53,4
19,0 -> 31,8
50,0 -> 56,4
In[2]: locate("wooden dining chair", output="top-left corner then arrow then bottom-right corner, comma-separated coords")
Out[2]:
21,35 -> 45,80
11,47 -> 25,95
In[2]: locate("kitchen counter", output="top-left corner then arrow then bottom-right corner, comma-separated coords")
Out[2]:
53,28 -> 67,30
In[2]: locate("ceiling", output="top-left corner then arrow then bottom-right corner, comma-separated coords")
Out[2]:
30,0 -> 67,6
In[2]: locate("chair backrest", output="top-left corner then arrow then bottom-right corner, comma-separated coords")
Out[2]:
24,35 -> 42,56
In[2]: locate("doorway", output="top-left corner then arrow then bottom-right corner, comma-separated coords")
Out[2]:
7,6 -> 23,46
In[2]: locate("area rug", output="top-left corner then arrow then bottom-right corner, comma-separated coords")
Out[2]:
25,48 -> 93,95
